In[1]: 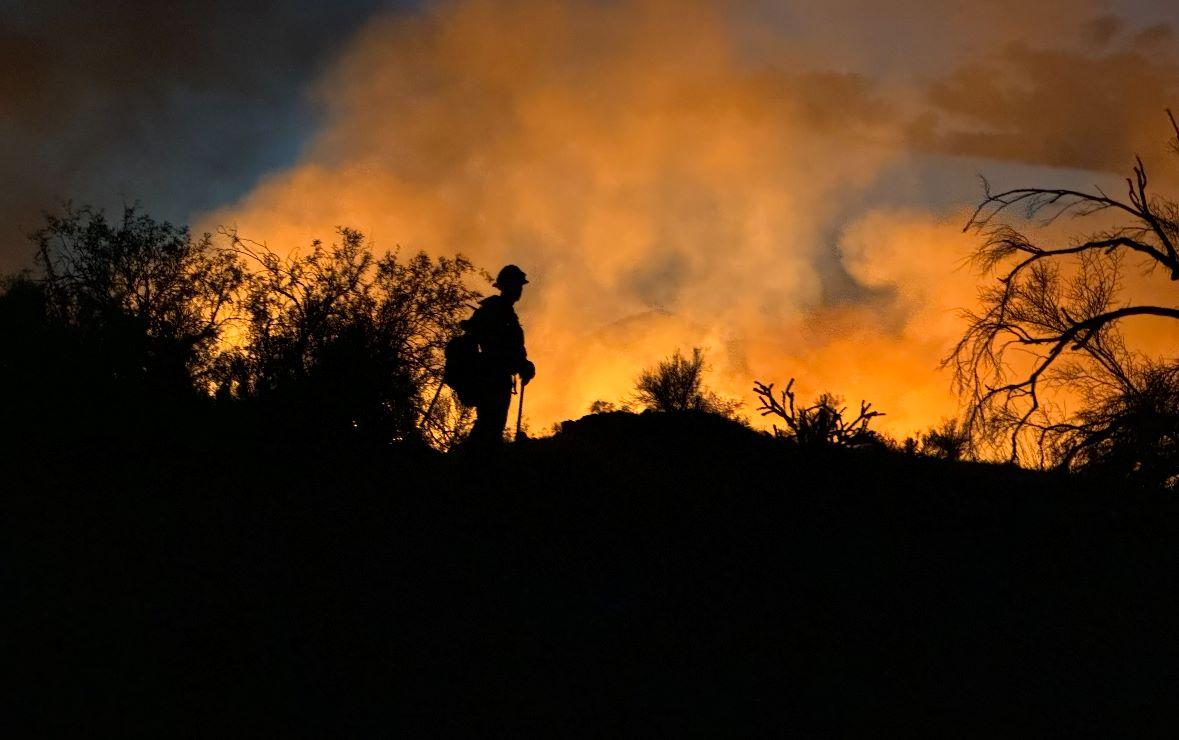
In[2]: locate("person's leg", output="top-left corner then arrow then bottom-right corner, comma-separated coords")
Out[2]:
471,377 -> 512,446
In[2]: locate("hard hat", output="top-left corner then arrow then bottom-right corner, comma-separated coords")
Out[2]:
493,264 -> 529,288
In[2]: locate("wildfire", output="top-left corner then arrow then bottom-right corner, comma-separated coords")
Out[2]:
198,0 -> 1176,439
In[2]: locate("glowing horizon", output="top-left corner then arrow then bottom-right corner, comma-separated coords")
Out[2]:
193,0 -> 1179,439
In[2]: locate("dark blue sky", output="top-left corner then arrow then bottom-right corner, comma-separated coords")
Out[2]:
0,0 -> 411,268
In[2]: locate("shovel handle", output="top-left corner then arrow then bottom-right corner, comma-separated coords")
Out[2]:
515,379 -> 525,440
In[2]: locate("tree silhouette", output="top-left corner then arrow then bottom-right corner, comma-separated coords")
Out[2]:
220,227 -> 483,444
34,204 -> 243,394
588,399 -> 620,414
0,273 -> 77,434
1047,361 -> 1179,486
950,112 -> 1179,483
753,378 -> 884,448
1,204 -> 486,449
919,419 -> 970,461
634,347 -> 741,418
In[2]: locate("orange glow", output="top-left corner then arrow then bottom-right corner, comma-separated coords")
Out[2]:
197,0 -> 1177,440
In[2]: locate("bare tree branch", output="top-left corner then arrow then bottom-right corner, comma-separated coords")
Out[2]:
949,116 -> 1179,477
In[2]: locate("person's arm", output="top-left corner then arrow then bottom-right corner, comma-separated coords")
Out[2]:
516,335 -> 535,384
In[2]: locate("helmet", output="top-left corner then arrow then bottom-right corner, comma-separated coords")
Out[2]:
493,264 -> 529,288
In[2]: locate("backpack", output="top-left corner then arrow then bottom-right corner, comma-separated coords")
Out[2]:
442,331 -> 484,406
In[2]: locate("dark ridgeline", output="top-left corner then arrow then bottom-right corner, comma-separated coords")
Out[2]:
7,113 -> 1179,734
8,405 -> 1179,734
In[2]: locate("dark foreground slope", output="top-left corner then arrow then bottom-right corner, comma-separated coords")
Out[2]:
9,411 -> 1179,734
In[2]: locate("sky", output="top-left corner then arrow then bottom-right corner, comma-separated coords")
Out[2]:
4,0 -> 1179,437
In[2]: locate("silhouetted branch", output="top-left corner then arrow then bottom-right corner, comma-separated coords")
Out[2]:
950,115 -> 1179,471
754,378 -> 883,448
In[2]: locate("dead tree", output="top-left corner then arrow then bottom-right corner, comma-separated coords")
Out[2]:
948,111 -> 1179,471
753,378 -> 883,448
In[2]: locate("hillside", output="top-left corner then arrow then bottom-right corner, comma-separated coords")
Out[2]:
9,411 -> 1179,734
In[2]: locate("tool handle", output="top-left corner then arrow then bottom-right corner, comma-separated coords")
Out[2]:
515,380 -> 525,440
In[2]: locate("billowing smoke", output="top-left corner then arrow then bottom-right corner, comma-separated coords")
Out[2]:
198,0 -> 1179,436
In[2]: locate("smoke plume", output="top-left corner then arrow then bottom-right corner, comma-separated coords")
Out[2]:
198,0 -> 1179,436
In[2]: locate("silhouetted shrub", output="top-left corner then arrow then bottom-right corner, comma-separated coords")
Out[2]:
0,273 -> 77,430
5,204 -> 486,449
220,227 -> 483,444
33,204 -> 244,395
1051,361 -> 1179,489
920,419 -> 970,461
753,378 -> 884,449
634,347 -> 741,418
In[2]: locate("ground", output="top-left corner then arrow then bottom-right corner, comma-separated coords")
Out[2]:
9,411 -> 1179,734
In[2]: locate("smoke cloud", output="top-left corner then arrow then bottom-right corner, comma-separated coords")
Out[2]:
121,0 -> 1179,435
